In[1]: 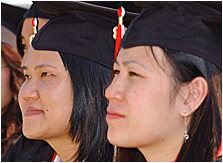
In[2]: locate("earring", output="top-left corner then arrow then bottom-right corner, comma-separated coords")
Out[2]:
183,109 -> 189,142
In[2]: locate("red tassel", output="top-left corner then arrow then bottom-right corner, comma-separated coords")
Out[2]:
32,17 -> 38,35
173,155 -> 178,162
51,152 -> 57,162
112,7 -> 126,79
114,25 -> 122,59
32,17 -> 37,27
217,140 -> 222,158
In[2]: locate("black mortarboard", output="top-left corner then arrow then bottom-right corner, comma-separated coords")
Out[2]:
32,11 -> 116,69
32,1 -> 141,26
1,3 -> 26,49
31,2 -> 142,69
22,3 -> 53,19
121,2 -> 222,69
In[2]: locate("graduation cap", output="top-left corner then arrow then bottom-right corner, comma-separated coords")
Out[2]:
30,2 -> 142,69
23,3 -> 53,19
121,1 -> 222,69
1,3 -> 26,49
32,1 -> 141,25
31,11 -> 115,69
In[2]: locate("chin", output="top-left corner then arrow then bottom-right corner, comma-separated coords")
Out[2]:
22,124 -> 43,140
107,129 -> 131,148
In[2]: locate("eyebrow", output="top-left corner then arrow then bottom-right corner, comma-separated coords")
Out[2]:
114,58 -> 120,66
22,64 -> 58,71
114,58 -> 146,70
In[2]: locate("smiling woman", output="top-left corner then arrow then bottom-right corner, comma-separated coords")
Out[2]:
19,49 -> 73,142
17,4 -> 117,161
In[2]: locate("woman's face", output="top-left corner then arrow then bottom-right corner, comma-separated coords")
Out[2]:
105,46 -> 184,149
21,18 -> 49,55
1,56 -> 13,110
19,46 -> 73,140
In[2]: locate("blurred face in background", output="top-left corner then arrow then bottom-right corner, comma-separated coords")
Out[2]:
21,18 -> 49,55
1,55 -> 13,111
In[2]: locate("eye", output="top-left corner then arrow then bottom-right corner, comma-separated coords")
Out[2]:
113,69 -> 120,75
24,74 -> 31,80
129,71 -> 139,77
41,72 -> 52,77
21,44 -> 27,50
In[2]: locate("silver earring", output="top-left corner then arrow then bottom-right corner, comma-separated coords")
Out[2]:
183,110 -> 189,142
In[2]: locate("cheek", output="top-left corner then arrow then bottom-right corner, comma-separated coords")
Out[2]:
127,78 -> 172,129
1,69 -> 13,107
128,79 -> 170,110
40,78 -> 73,120
18,83 -> 26,113
1,69 -> 11,90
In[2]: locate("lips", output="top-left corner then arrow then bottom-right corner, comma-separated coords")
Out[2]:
106,107 -> 125,120
24,106 -> 44,116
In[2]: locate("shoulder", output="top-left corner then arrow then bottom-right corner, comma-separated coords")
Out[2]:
2,134 -> 54,162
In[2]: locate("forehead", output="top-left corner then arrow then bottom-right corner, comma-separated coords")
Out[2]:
117,46 -> 165,60
118,46 -> 148,60
117,46 -> 168,66
21,18 -> 49,41
21,46 -> 64,69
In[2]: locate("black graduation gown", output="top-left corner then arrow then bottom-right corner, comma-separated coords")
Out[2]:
1,134 -> 54,162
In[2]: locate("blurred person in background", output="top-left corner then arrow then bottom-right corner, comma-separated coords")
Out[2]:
16,3 -> 52,57
1,3 -> 54,161
1,3 -> 26,159
1,3 -> 54,162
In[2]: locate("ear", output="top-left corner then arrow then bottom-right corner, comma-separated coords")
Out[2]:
180,77 -> 208,117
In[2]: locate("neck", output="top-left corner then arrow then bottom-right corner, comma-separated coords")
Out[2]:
46,134 -> 79,162
139,134 -> 184,162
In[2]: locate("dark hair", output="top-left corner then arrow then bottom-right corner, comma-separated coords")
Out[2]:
59,52 -> 114,161
16,21 -> 25,56
115,47 -> 222,162
1,42 -> 24,158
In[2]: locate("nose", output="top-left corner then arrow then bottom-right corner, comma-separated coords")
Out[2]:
105,77 -> 125,103
20,80 -> 39,101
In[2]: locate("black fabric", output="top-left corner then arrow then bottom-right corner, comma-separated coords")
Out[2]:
121,2 -> 222,69
23,3 -> 53,19
1,3 -> 26,34
195,1 -> 221,12
32,11 -> 116,69
1,135 -> 54,162
33,1 -> 140,25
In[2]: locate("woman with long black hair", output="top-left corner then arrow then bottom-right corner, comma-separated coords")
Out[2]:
105,2 -> 222,162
